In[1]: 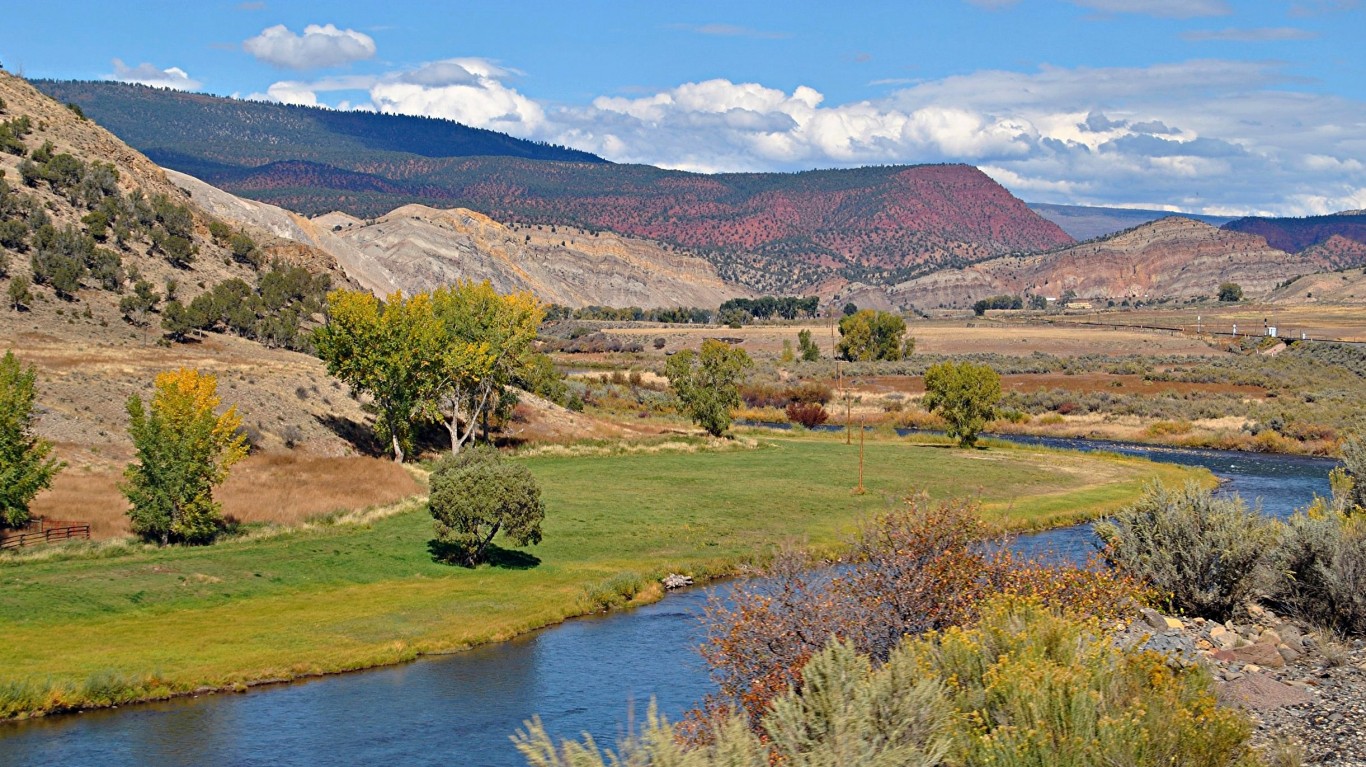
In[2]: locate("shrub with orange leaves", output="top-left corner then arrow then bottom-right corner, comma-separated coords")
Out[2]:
783,402 -> 829,429
689,494 -> 1151,736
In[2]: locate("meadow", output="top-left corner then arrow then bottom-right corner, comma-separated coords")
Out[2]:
0,433 -> 1198,718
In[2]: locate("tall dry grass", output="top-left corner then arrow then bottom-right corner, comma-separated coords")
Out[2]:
30,455 -> 422,539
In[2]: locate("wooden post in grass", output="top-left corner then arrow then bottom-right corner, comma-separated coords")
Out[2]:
855,412 -> 866,495
846,388 -> 852,445
830,311 -> 850,445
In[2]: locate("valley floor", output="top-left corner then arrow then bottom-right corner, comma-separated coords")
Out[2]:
0,434 -> 1198,719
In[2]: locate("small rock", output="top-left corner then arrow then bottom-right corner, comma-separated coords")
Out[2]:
1210,625 -> 1238,650
1258,629 -> 1283,646
1139,607 -> 1170,632
1244,664 -> 1264,674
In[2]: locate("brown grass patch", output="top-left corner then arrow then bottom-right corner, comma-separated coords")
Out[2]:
850,373 -> 1265,399
30,455 -> 422,539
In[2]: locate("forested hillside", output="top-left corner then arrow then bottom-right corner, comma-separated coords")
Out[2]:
1223,212 -> 1366,255
33,80 -> 604,175
39,81 -> 1073,293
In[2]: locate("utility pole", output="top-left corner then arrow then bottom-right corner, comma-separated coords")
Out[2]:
830,309 -> 850,445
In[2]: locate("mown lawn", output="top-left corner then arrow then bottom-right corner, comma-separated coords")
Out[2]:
0,434 -> 1200,717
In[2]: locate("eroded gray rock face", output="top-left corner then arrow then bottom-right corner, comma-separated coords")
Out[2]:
331,205 -> 749,309
170,173 -> 750,308
166,169 -> 400,295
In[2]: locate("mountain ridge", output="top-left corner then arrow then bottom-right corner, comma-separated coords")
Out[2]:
1028,202 -> 1235,241
37,80 -> 1075,294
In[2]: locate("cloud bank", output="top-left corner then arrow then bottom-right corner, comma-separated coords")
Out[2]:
244,24 -> 376,70
259,57 -> 1366,216
106,59 -> 202,91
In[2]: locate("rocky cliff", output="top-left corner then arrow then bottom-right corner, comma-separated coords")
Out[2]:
327,205 -> 749,308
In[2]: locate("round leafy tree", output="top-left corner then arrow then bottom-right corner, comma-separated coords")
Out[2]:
429,446 -> 545,566
665,339 -> 752,437
922,361 -> 1001,448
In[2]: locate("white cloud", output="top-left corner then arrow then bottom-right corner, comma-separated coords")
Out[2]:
1071,0 -> 1231,17
106,59 -> 202,91
258,59 -> 545,135
243,23 -> 376,70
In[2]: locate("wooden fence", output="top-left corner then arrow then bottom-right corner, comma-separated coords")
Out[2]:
0,517 -> 91,550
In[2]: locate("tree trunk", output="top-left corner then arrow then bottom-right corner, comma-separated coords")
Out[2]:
468,520 -> 501,566
447,418 -> 460,455
391,432 -> 405,463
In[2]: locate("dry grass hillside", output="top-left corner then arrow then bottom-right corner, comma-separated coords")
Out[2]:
0,72 -> 354,296
890,217 -> 1366,310
0,72 -> 649,536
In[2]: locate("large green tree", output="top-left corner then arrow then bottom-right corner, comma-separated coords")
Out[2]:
837,310 -> 912,362
314,290 -> 443,462
665,339 -> 752,437
122,368 -> 248,545
922,361 -> 1001,448
429,446 -> 545,566
0,351 -> 63,529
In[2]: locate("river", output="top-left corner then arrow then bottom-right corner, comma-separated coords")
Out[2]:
0,437 -> 1338,767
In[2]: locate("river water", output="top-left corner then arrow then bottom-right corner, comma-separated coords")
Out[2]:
0,437 -> 1338,767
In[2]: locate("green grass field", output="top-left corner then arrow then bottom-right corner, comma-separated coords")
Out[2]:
0,434 -> 1199,718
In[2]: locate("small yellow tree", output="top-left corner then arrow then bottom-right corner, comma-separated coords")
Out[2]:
122,369 -> 248,545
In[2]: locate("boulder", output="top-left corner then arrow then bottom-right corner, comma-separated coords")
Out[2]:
1219,673 -> 1314,711
1232,642 -> 1287,669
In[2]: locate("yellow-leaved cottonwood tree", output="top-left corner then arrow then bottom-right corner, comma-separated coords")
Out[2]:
429,281 -> 543,455
315,282 -> 546,461
314,290 -> 443,463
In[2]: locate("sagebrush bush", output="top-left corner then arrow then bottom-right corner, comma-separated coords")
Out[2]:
583,571 -> 648,611
515,599 -> 1262,767
1266,506 -> 1366,636
1096,482 -> 1277,620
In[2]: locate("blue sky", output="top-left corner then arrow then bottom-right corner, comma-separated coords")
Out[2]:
3,0 -> 1364,216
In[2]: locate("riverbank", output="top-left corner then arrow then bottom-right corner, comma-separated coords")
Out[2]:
0,434 -> 1200,720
